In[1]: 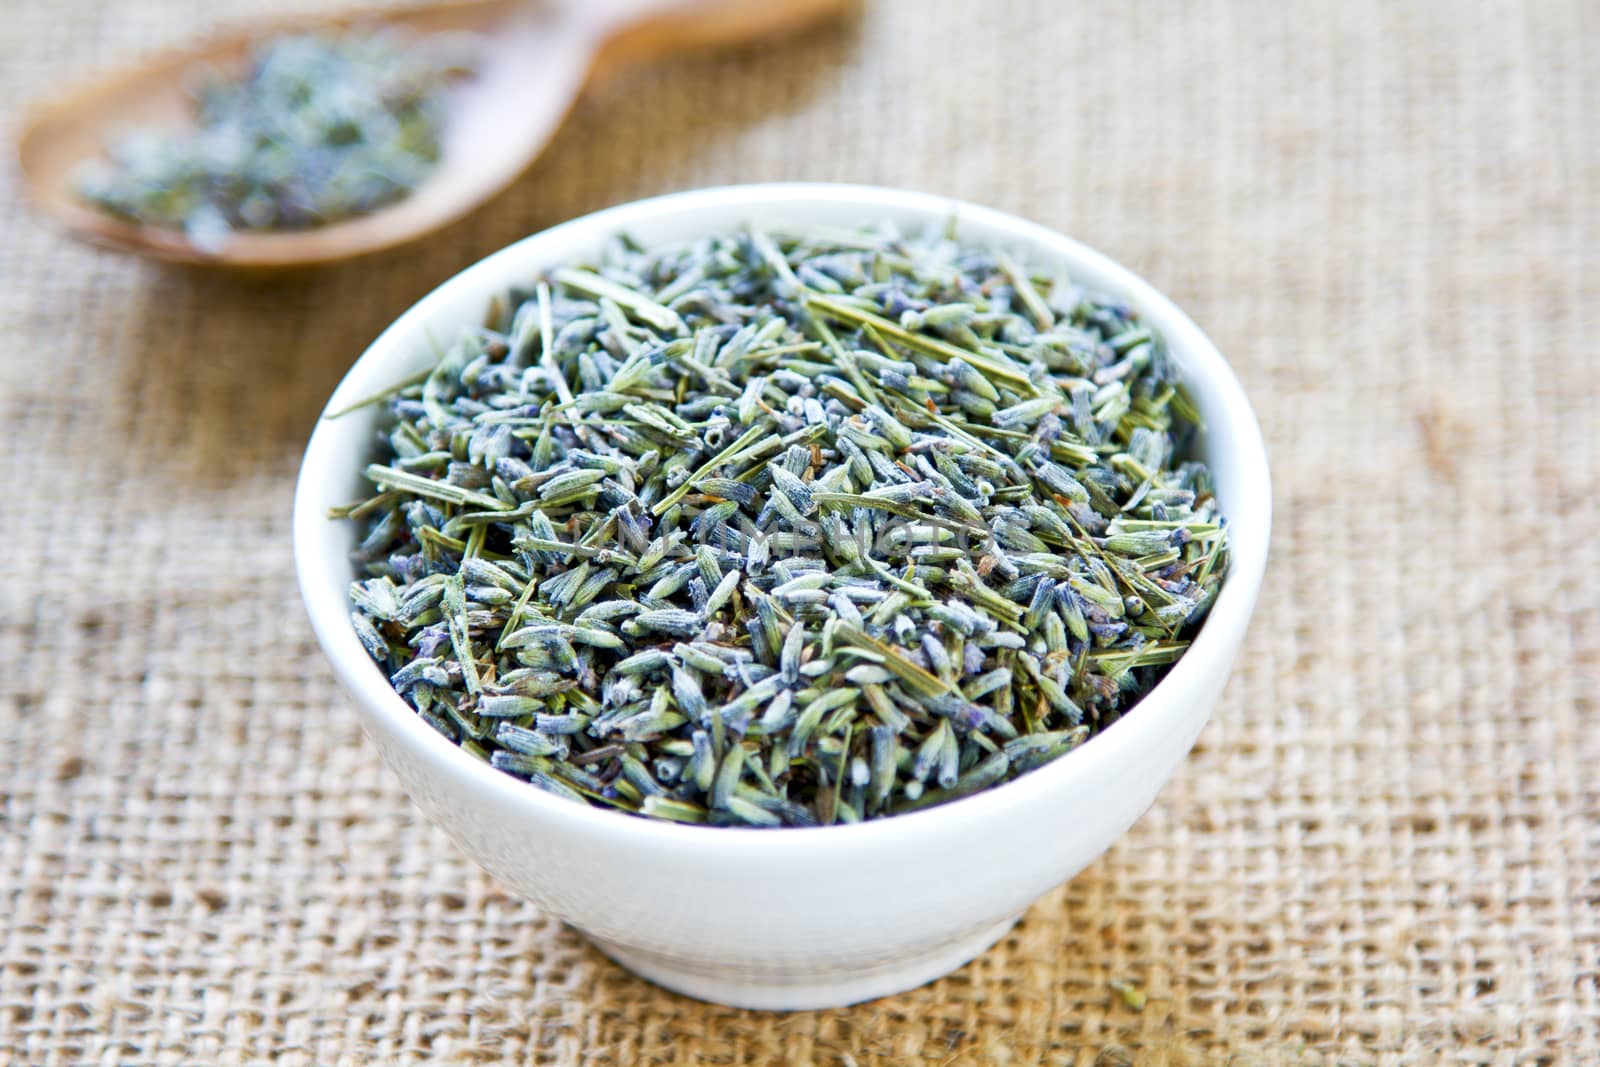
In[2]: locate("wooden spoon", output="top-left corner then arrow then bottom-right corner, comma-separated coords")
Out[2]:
15,0 -> 849,269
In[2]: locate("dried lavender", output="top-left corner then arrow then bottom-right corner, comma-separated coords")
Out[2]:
76,31 -> 472,250
332,224 -> 1229,827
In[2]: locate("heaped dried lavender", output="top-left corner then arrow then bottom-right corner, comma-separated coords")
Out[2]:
76,31 -> 472,250
332,224 -> 1229,827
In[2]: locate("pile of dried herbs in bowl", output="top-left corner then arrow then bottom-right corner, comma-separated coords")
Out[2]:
76,31 -> 473,250
332,224 -> 1229,827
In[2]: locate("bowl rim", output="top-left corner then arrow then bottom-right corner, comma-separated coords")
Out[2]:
293,181 -> 1271,857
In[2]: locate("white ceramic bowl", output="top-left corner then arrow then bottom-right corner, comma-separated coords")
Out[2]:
293,183 -> 1270,1010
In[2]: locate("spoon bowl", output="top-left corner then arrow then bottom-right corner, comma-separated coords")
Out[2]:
15,0 -> 849,269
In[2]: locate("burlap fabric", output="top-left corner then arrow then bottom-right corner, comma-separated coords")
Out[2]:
2,0 -> 1595,1062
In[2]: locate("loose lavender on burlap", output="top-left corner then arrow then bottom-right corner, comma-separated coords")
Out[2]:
333,224 -> 1229,827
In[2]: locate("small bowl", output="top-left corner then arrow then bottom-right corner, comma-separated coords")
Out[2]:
293,183 -> 1271,1010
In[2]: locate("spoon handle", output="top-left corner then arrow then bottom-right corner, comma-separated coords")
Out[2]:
579,0 -> 851,72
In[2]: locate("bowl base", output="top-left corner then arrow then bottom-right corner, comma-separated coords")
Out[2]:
584,913 -> 1022,1011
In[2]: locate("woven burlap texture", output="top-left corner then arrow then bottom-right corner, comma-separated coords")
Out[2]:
2,0 -> 1595,1063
